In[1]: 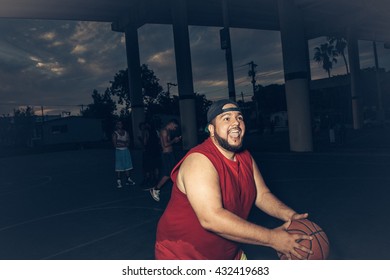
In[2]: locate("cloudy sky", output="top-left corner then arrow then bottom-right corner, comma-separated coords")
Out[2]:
1,18 -> 390,116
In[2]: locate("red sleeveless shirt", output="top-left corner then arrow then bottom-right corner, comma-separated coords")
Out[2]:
155,138 -> 256,259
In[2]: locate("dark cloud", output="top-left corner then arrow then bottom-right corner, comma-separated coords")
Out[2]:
136,25 -> 286,100
0,19 -> 126,115
0,19 -> 389,116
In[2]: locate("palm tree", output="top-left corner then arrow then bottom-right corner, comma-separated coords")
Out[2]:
328,36 -> 349,74
313,43 -> 338,78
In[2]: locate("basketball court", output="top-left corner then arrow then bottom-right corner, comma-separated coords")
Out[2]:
0,130 -> 390,260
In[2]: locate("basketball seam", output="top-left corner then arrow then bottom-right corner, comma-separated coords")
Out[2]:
286,228 -> 312,260
287,219 -> 328,260
313,223 -> 330,246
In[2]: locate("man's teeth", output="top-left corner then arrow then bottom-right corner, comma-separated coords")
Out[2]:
229,130 -> 240,137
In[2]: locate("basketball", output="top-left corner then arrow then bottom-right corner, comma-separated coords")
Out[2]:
277,219 -> 329,260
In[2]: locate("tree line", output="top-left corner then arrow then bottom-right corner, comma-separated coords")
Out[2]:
80,64 -> 212,140
3,35 -> 386,149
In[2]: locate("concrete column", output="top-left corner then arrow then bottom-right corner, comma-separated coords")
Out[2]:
373,41 -> 385,126
171,0 -> 198,150
278,0 -> 313,152
221,0 -> 236,101
124,24 -> 145,149
347,30 -> 363,130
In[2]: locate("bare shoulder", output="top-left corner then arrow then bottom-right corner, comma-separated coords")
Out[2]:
177,152 -> 218,194
179,152 -> 217,181
160,128 -> 168,135
181,152 -> 212,169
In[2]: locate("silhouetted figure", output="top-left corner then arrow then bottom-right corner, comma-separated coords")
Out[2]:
149,119 -> 182,202
139,121 -> 161,187
112,120 -> 135,188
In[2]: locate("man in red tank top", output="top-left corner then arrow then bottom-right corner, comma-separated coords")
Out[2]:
155,100 -> 313,260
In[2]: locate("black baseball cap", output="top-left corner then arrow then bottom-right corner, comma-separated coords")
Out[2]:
207,99 -> 241,123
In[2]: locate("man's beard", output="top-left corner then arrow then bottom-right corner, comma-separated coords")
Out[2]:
214,131 -> 244,153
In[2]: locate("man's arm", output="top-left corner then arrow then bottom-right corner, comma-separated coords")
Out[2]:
160,129 -> 170,149
112,133 -> 117,148
176,153 -> 312,259
124,131 -> 130,147
160,129 -> 181,149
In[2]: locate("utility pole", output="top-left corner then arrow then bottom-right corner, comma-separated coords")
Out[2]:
247,61 -> 260,128
248,61 -> 257,96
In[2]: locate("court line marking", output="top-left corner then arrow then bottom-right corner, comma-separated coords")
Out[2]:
257,157 -> 390,166
41,216 -> 158,260
0,196 -> 163,233
1,175 -> 386,232
268,176 -> 390,183
0,175 -> 52,195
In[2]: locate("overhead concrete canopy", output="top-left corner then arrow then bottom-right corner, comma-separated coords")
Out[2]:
0,0 -> 389,42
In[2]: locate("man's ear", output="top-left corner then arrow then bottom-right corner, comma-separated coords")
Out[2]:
208,123 -> 215,137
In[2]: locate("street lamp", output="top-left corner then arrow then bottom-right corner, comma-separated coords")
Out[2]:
167,82 -> 177,95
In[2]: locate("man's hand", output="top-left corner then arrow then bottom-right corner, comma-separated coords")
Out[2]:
291,212 -> 309,221
269,221 -> 313,260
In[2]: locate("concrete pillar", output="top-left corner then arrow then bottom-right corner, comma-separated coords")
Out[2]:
347,30 -> 363,130
373,41 -> 385,126
221,0 -> 236,102
171,0 -> 198,150
124,24 -> 145,149
278,0 -> 313,152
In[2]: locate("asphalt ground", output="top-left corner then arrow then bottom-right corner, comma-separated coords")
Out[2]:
0,126 -> 390,260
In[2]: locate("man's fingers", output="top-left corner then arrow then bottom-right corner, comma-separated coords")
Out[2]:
294,235 -> 313,256
290,250 -> 304,260
297,245 -> 313,255
300,234 -> 313,240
